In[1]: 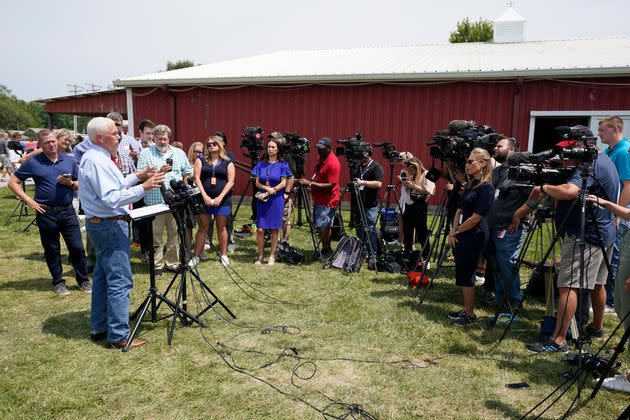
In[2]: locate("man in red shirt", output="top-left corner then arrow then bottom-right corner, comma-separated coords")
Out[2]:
298,137 -> 340,256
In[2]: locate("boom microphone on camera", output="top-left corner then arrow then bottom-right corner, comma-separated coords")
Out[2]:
448,120 -> 473,134
506,152 -> 533,166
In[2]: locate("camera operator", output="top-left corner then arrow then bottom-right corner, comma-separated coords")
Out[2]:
400,157 -> 435,258
486,137 -> 537,311
525,137 -> 619,353
297,137 -> 340,257
137,124 -> 193,276
447,148 -> 495,326
353,147 -> 384,269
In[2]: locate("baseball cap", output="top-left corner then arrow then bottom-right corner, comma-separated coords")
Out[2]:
316,137 -> 332,149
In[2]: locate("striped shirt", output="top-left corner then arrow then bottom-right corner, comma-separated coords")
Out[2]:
117,133 -> 142,172
137,144 -> 192,205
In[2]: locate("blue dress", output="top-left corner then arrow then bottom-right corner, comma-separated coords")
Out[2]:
251,160 -> 292,229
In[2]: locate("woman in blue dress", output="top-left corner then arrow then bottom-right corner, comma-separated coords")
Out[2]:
251,138 -> 292,265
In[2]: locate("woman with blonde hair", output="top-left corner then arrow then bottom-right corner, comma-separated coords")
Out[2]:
187,142 -> 205,165
191,136 -> 235,266
400,157 -> 435,257
447,148 -> 495,326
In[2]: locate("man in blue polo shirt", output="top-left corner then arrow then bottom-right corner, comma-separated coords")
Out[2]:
599,116 -> 630,312
8,129 -> 90,296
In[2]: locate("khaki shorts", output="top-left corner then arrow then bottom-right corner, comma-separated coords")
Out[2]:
557,236 -> 612,290
282,196 -> 294,223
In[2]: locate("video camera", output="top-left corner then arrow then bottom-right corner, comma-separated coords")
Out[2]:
373,141 -> 400,162
506,125 -> 599,188
336,133 -> 371,161
240,126 -> 264,163
282,132 -> 310,177
428,120 -> 501,168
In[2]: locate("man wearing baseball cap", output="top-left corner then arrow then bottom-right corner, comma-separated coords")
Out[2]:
298,137 -> 340,257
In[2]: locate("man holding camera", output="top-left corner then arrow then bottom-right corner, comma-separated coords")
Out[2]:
526,137 -> 618,352
8,129 -> 90,296
298,137 -> 340,257
486,137 -> 537,311
138,124 -> 192,276
354,147 -> 384,269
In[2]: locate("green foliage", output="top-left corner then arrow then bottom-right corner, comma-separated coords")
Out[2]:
449,17 -> 494,43
0,85 -> 89,132
0,85 -> 39,130
166,59 -> 195,71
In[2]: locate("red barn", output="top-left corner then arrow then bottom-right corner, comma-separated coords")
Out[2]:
41,37 -> 630,196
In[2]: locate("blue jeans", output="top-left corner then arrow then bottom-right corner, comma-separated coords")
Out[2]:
86,219 -> 133,343
490,227 -> 526,306
36,206 -> 88,287
355,206 -> 379,258
607,222 -> 628,307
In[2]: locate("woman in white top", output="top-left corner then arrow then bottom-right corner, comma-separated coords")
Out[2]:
400,157 -> 435,258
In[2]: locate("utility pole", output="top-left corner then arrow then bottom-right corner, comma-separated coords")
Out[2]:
66,84 -> 83,94
84,83 -> 101,92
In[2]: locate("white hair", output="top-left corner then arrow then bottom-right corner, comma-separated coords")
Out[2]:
87,117 -> 114,142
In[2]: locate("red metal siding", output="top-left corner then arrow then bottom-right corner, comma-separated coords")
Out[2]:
44,91 -> 127,116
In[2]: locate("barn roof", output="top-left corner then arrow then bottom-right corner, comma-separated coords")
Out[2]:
114,37 -> 630,87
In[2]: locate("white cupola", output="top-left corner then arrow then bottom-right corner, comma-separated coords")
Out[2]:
493,3 -> 526,43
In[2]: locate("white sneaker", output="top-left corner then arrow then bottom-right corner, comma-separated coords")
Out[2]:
602,374 -> 630,393
188,256 -> 199,268
220,255 -> 230,267
204,243 -> 212,251
227,243 -> 235,253
475,274 -> 485,286
604,305 -> 616,315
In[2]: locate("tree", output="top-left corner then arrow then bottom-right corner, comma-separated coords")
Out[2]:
449,17 -> 494,43
166,59 -> 195,71
0,85 -> 39,130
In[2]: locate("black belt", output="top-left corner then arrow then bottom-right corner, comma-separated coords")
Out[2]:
46,204 -> 73,212
88,215 -> 130,223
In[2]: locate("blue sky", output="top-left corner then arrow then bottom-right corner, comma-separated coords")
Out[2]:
2,0 -> 630,100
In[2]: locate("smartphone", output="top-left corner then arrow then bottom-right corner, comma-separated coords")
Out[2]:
62,173 -> 72,178
166,158 -> 173,166
506,382 -> 530,389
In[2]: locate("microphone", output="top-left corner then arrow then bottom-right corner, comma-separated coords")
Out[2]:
160,182 -> 174,205
170,179 -> 179,190
373,141 -> 392,147
506,152 -> 532,166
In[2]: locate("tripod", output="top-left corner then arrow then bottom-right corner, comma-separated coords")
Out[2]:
231,158 -> 257,224
295,182 -> 323,260
126,204 -> 235,352
412,184 -> 460,302
374,158 -> 403,253
5,181 -> 37,231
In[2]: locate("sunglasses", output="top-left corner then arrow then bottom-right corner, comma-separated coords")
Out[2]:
114,122 -> 122,127
207,142 -> 219,147
466,159 -> 477,165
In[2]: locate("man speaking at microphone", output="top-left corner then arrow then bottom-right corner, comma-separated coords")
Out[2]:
79,117 -> 164,348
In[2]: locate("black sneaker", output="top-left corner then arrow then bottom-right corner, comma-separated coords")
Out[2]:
448,309 -> 465,320
583,324 -> 605,339
367,260 -> 376,271
79,281 -> 92,293
453,312 -> 477,326
155,269 -> 163,277
90,331 -> 107,341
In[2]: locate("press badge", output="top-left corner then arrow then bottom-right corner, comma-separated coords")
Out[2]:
210,177 -> 217,185
498,229 -> 506,239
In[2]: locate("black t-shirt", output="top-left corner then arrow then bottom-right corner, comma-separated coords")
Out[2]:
358,159 -> 384,208
487,166 -> 535,229
200,158 -> 233,207
459,182 -> 495,236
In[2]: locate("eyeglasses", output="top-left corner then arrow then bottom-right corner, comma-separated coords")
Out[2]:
466,159 -> 477,165
207,142 -> 219,147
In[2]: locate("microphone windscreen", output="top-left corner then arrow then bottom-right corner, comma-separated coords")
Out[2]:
506,152 -> 532,166
448,120 -> 473,135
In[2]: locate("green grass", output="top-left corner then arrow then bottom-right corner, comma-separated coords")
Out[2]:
0,187 -> 627,419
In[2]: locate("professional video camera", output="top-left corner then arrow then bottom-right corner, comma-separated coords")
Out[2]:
506,125 -> 599,187
373,141 -> 400,161
336,133 -> 371,161
240,126 -> 264,163
283,132 -> 310,176
428,120 -> 501,167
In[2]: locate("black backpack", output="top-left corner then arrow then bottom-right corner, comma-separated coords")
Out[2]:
329,235 -> 364,272
276,241 -> 305,265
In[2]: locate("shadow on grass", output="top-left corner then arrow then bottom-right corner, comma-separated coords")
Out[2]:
483,400 -> 523,419
42,310 -> 91,340
0,277 -> 51,291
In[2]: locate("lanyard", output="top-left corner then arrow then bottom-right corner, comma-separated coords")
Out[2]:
359,160 -> 372,179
